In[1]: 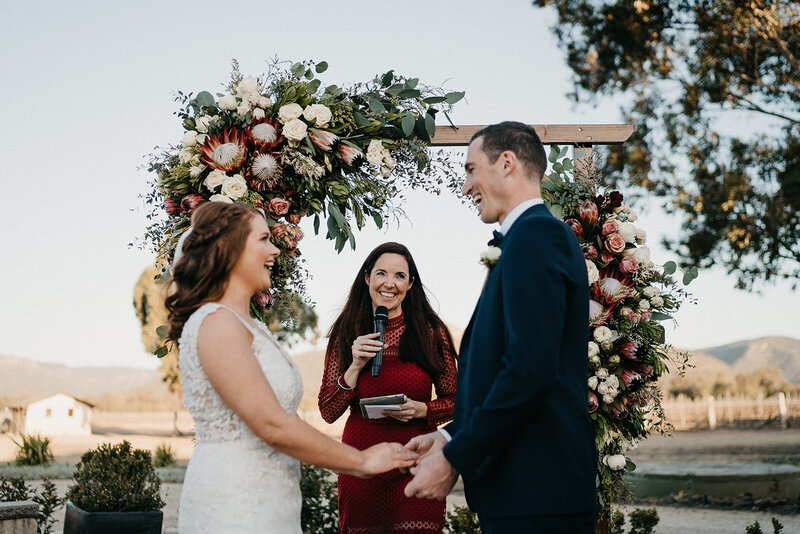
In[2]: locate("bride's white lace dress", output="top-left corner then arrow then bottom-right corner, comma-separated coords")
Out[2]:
177,303 -> 304,533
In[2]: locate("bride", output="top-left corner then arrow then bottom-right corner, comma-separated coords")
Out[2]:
165,201 -> 417,533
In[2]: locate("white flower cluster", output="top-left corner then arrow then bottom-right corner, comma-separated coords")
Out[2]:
586,259 -> 599,285
610,203 -> 648,246
588,367 -> 619,404
202,170 -> 247,201
281,147 -> 325,181
480,246 -> 502,268
640,285 -> 664,309
602,454 -> 626,471
366,140 -> 396,177
216,77 -> 273,119
275,102 -> 333,145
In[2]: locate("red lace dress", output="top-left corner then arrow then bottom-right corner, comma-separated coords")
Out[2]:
318,313 -> 458,534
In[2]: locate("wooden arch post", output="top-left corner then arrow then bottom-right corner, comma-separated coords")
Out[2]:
432,123 -> 633,534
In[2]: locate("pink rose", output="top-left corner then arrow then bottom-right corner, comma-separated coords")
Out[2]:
271,222 -> 287,240
600,251 -> 615,263
640,311 -> 652,322
165,197 -> 180,215
268,197 -> 291,217
619,256 -> 639,274
253,291 -> 273,311
565,218 -> 583,239
588,392 -> 599,414
579,202 -> 599,226
286,213 -> 302,225
602,219 -> 620,236
581,243 -> 598,258
604,233 -> 626,254
180,194 -> 205,213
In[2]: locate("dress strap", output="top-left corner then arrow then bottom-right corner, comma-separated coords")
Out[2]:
211,303 -> 261,337
208,303 -> 297,369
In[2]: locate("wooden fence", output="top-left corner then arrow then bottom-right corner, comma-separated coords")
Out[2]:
662,392 -> 800,430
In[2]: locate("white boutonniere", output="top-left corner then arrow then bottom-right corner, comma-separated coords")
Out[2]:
480,246 -> 502,268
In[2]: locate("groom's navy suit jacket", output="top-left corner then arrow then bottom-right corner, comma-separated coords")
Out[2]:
443,203 -> 597,518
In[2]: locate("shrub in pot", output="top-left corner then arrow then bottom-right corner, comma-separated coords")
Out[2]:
64,440 -> 165,534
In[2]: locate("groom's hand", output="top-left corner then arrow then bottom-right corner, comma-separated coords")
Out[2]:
404,431 -> 446,459
404,451 -> 458,500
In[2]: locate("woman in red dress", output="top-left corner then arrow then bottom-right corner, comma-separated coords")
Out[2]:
318,242 -> 458,534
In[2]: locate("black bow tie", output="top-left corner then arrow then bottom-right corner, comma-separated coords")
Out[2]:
488,230 -> 504,247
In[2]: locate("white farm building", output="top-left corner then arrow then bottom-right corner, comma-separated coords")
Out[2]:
9,393 -> 93,436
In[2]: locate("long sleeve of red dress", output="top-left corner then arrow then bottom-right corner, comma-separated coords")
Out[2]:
422,324 -> 458,430
317,340 -> 358,424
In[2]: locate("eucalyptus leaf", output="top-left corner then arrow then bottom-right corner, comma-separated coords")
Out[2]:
328,203 -> 346,226
423,96 -> 447,104
662,261 -> 677,275
650,311 -> 673,322
406,78 -> 419,89
682,267 -> 699,285
444,91 -> 465,104
348,231 -> 356,250
314,214 -> 321,235
381,70 -> 394,87
304,68 -> 314,80
424,114 -> 436,138
154,346 -> 168,358
398,88 -> 422,99
549,204 -> 564,219
548,145 -> 560,163
574,149 -> 586,160
541,179 -> 557,192
625,459 -> 636,472
307,79 -> 321,94
368,98 -> 386,113
335,232 -> 346,253
315,61 -> 328,73
372,211 -> 383,228
195,91 -> 215,108
353,111 -> 371,127
415,115 -> 430,143
552,162 -> 563,173
558,146 -> 569,158
401,113 -> 415,136
386,83 -> 405,96
290,62 -> 305,78
155,325 -> 169,339
326,214 -> 338,236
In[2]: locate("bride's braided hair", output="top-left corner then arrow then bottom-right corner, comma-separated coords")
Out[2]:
165,201 -> 261,343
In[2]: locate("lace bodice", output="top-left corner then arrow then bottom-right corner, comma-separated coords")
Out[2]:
179,302 -> 303,443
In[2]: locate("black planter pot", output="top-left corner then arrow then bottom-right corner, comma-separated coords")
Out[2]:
63,502 -> 163,534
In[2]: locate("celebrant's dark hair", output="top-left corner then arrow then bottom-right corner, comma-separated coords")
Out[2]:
165,201 -> 261,343
326,242 -> 456,377
471,121 -> 547,180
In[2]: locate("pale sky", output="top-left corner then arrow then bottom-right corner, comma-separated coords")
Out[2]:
0,1 -> 796,370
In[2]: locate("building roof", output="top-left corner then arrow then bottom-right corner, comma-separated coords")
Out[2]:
6,392 -> 95,409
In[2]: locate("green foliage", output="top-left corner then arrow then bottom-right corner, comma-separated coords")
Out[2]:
66,441 -> 165,512
746,517 -> 785,534
534,0 -> 800,289
0,476 -> 65,534
609,509 -> 625,534
152,443 -> 176,468
628,508 -> 659,534
300,464 -> 338,534
444,505 -> 482,534
11,434 -> 54,466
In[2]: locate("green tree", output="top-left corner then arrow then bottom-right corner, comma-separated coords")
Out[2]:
533,0 -> 800,289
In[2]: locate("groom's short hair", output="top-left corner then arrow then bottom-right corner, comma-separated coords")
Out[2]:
471,121 -> 547,180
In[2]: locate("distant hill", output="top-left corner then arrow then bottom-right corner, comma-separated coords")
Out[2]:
2,333 -> 796,411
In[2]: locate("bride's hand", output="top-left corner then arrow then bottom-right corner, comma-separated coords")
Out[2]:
358,442 -> 418,478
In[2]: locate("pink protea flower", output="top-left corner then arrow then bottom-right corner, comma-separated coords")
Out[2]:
247,118 -> 283,150
619,256 -> 639,274
621,369 -> 644,390
180,193 -> 205,213
582,243 -> 599,258
579,202 -> 599,226
618,341 -> 644,361
611,401 -> 629,420
253,290 -> 273,311
308,129 -> 339,152
636,363 -> 655,380
164,197 -> 181,215
200,129 -> 247,172
589,299 -> 612,326
565,218 -> 584,239
602,219 -> 620,236
268,197 -> 290,217
595,277 -> 634,304
338,144 -> 364,166
588,392 -> 599,414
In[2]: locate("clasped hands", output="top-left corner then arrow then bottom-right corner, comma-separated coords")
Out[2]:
401,431 -> 459,500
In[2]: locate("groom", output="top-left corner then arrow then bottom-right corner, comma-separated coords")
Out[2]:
405,122 -> 597,532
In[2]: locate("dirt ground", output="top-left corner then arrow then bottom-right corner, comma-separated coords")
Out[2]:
3,412 -> 800,533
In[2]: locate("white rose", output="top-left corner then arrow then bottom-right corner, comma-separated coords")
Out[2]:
196,134 -> 208,146
282,118 -> 308,141
381,149 -> 395,169
628,211 -> 639,222
642,285 -> 658,298
278,103 -> 304,123
635,228 -> 647,244
218,94 -> 237,111
650,296 -> 664,308
633,246 -> 651,266
195,116 -> 211,133
209,194 -> 233,203
480,246 -> 502,263
236,77 -> 261,96
183,130 -> 198,147
252,108 -> 266,120
593,326 -> 612,343
258,96 -> 272,108
606,375 -> 619,389
588,376 -> 599,390
588,341 -> 600,358
586,260 -> 600,285
639,299 -> 651,311
302,104 -> 332,127
606,454 -> 627,471
204,170 -> 227,191
597,382 -> 609,395
603,394 -> 616,404
595,367 -> 609,379
189,164 -> 206,178
618,222 -> 637,243
236,101 -> 251,116
366,140 -> 385,166
380,165 -> 392,177
607,386 -> 618,397
221,174 -> 247,200
179,148 -> 193,164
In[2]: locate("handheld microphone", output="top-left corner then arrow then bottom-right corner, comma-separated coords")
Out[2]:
372,306 -> 388,377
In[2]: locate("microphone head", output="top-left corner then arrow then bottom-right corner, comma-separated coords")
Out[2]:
374,306 -> 389,320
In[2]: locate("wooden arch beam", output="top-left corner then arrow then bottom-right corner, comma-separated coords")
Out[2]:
430,124 -> 634,147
